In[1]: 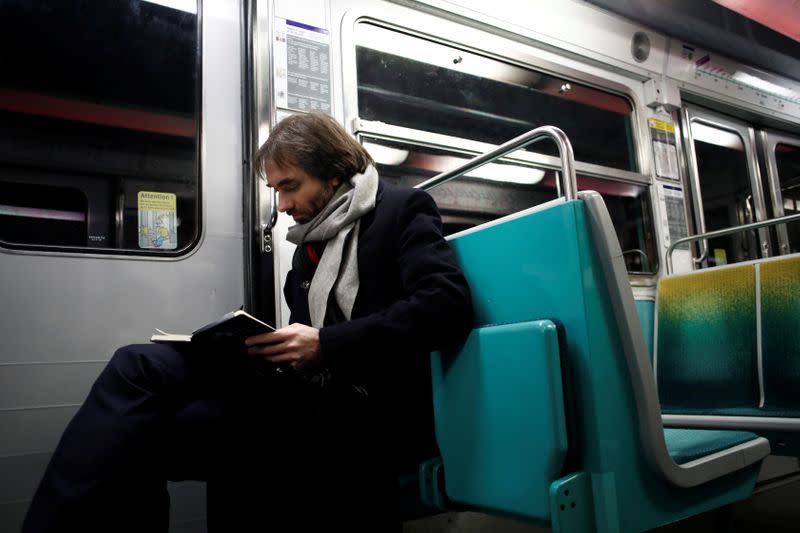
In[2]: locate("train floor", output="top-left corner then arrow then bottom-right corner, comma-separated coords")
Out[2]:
403,476 -> 800,533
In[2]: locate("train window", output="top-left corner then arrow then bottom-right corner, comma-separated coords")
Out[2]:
775,143 -> 800,253
354,23 -> 637,172
685,113 -> 765,267
691,124 -> 756,265
363,137 -> 658,274
0,0 -> 200,255
0,181 -> 88,247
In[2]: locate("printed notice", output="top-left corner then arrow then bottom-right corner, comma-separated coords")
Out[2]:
274,19 -> 331,113
138,191 -> 177,250
713,248 -> 728,266
649,118 -> 680,181
662,184 -> 689,250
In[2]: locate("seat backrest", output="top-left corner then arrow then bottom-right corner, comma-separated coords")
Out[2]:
655,264 -> 760,411
760,254 -> 800,410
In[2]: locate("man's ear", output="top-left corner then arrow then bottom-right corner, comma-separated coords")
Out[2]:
331,177 -> 342,187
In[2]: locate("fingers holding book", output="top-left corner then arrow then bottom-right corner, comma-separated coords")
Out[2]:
245,323 -> 321,370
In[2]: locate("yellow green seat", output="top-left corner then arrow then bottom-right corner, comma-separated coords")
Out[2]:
655,265 -> 760,414
760,255 -> 800,410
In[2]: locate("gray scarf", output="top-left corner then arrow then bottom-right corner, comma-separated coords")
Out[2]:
286,165 -> 379,328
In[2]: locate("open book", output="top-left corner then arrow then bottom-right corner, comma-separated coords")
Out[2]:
151,310 -> 275,345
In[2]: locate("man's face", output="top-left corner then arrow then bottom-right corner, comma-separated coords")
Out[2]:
265,161 -> 340,223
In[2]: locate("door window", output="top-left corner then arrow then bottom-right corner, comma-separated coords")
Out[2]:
774,142 -> 800,253
0,0 -> 200,255
683,106 -> 768,267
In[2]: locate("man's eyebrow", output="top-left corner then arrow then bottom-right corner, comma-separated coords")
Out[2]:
273,177 -> 296,189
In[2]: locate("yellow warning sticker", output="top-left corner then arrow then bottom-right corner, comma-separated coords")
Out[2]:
138,191 -> 177,250
713,248 -> 728,266
648,118 -> 675,133
138,191 -> 176,211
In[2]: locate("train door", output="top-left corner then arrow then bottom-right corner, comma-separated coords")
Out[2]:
758,131 -> 800,255
0,1 -> 245,531
680,105 -> 771,268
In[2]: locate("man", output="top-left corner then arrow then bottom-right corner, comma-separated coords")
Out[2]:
22,112 -> 473,532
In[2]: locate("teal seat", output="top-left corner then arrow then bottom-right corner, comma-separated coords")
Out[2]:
431,320 -> 569,522
425,192 -> 770,532
664,407 -> 763,417
664,429 -> 763,465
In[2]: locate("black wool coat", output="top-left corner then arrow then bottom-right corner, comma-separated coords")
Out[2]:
283,179 -> 473,470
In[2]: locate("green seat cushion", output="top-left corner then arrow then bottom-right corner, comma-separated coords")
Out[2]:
661,406 -> 764,417
664,428 -> 759,465
663,406 -> 800,417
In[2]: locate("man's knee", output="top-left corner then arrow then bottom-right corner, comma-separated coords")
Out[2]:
102,343 -> 184,391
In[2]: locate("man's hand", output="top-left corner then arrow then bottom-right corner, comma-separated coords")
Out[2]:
244,323 -> 321,370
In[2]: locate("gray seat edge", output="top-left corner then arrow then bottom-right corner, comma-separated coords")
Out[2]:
579,191 -> 771,488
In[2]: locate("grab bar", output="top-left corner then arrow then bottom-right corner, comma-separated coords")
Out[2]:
666,213 -> 800,274
414,125 -> 577,201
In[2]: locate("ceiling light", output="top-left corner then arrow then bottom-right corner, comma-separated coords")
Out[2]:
141,0 -> 196,14
363,142 -> 409,165
691,122 -> 743,150
465,162 -> 545,185
732,71 -> 797,100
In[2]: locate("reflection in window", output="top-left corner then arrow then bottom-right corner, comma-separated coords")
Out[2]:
691,121 -> 758,266
776,143 -> 800,253
364,138 -> 657,273
0,182 -> 87,246
355,23 -> 637,172
0,0 -> 199,253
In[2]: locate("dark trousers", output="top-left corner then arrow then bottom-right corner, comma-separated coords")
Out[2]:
21,343 -> 401,532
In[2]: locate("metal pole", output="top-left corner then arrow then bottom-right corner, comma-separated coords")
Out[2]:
666,212 -> 800,274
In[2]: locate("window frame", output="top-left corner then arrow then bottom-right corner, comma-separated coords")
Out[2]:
758,129 -> 800,255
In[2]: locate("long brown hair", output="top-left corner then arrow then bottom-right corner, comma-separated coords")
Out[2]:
254,112 -> 374,182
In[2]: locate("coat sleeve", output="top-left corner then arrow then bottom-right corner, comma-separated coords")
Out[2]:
318,189 -> 473,373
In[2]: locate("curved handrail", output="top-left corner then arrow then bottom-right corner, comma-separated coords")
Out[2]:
259,183 -> 279,245
265,182 -> 278,232
666,212 -> 800,274
622,248 -> 650,270
413,126 -> 577,201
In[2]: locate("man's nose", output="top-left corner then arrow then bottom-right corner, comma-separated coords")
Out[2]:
277,194 -> 291,213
